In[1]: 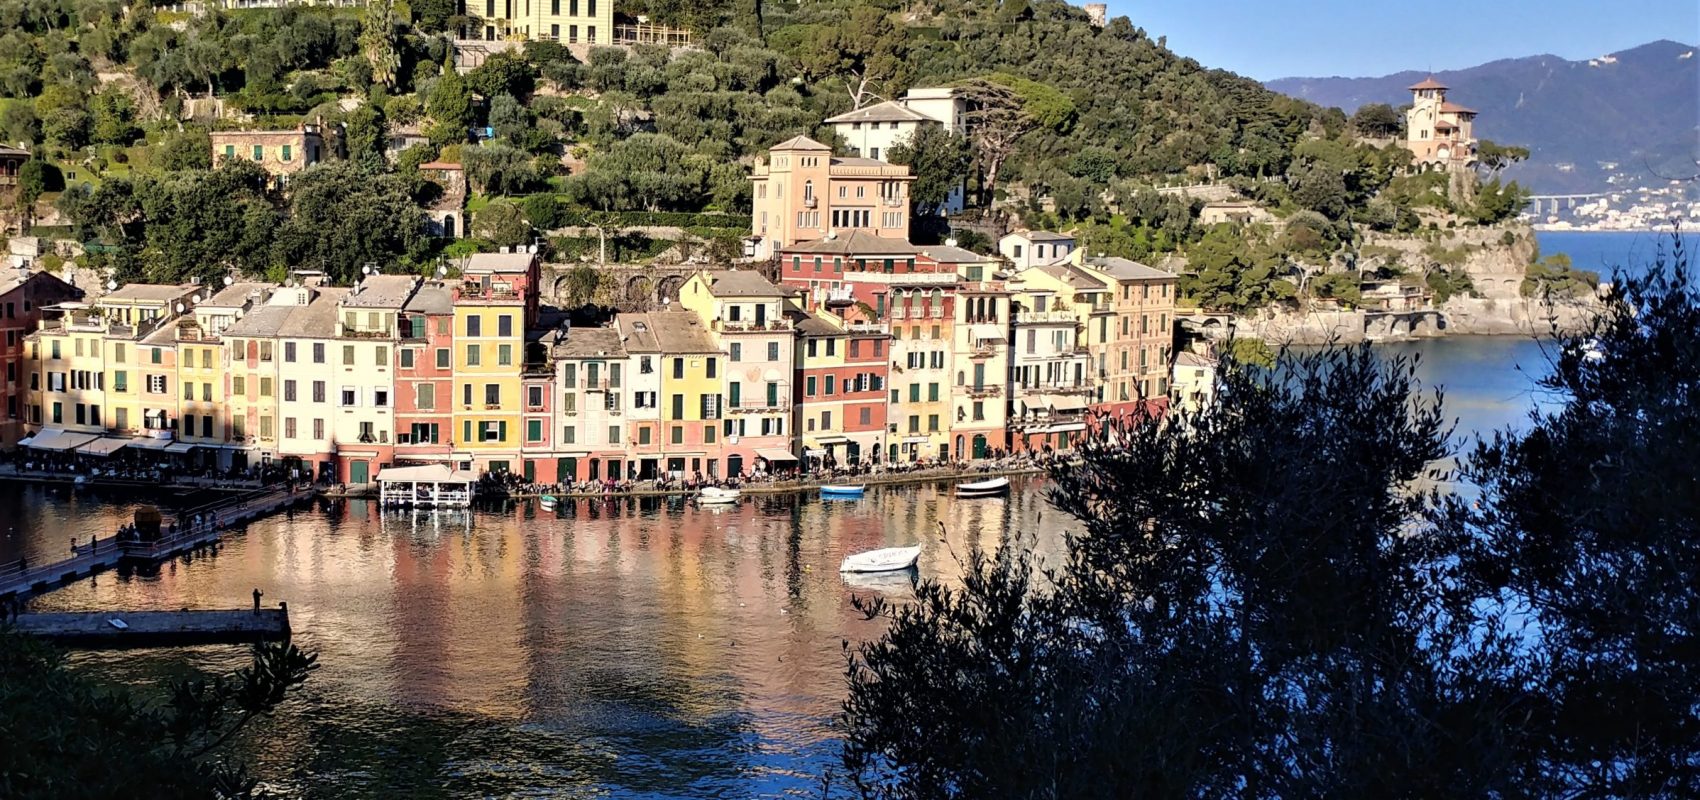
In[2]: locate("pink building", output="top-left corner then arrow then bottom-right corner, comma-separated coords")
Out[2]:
0,270 -> 80,450
395,284 -> 456,466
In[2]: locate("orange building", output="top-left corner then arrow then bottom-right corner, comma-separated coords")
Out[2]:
749,136 -> 913,259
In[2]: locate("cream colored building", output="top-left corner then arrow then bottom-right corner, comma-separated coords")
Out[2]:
332,274 -> 419,484
998,230 -> 1075,270
749,136 -> 914,259
1078,256 -> 1177,414
469,0 -> 612,43
676,270 -> 797,476
25,284 -> 194,449
210,125 -> 328,181
825,88 -> 967,214
927,244 -> 1009,460
1402,76 -> 1478,169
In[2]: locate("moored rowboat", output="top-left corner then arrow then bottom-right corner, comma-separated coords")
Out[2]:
955,476 -> 1010,497
820,484 -> 866,498
839,545 -> 922,573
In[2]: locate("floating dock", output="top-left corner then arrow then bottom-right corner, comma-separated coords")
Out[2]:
10,608 -> 291,648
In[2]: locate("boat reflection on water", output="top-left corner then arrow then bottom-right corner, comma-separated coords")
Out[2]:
16,476 -> 1073,797
841,568 -> 918,596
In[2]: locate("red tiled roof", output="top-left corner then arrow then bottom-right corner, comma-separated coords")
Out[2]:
1408,76 -> 1449,91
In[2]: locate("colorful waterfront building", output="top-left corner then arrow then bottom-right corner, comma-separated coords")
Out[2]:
452,251 -> 539,476
677,270 -> 798,477
615,310 -> 724,479
25,283 -> 194,448
927,244 -> 1011,460
552,323 -> 630,483
395,283 -> 456,467
273,282 -> 349,482
0,270 -> 80,450
1078,255 -> 1178,416
223,300 -> 295,474
518,321 -> 563,484
613,313 -> 665,480
329,274 -> 418,484
1004,273 -> 1094,452
749,137 -> 913,259
170,281 -> 272,470
793,310 -> 889,467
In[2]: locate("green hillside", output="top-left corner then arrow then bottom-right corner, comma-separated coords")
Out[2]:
0,0 -> 1523,309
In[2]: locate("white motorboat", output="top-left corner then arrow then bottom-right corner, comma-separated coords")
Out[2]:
820,484 -> 866,498
839,545 -> 922,573
538,494 -> 558,512
698,487 -> 742,505
955,476 -> 1010,498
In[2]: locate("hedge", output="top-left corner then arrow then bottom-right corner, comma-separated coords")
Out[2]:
517,195 -> 746,231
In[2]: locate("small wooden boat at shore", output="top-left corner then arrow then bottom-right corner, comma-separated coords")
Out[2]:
538,495 -> 558,512
839,545 -> 922,573
955,476 -> 1010,498
697,487 -> 742,505
820,484 -> 865,498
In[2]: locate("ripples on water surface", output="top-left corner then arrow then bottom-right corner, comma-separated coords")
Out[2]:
15,480 -> 1071,798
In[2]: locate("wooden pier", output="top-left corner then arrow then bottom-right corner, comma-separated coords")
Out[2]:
10,608 -> 291,648
0,486 -> 318,600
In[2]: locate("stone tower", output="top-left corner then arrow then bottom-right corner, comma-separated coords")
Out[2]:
1401,76 -> 1479,172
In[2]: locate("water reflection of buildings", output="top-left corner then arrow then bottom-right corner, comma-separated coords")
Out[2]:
25,479 -> 1081,792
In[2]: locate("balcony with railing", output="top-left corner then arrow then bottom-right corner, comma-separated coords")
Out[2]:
1015,310 -> 1078,325
713,318 -> 793,333
846,321 -> 889,335
842,271 -> 959,286
966,384 -> 1002,398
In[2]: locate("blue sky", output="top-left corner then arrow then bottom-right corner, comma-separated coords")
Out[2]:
1106,0 -> 1700,80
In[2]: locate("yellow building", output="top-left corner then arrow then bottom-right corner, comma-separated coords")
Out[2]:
614,310 -> 724,479
452,252 -> 539,475
468,0 -> 613,43
24,284 -> 194,456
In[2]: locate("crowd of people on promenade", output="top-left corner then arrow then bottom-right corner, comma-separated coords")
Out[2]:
1,451 -> 316,490
476,448 -> 1069,499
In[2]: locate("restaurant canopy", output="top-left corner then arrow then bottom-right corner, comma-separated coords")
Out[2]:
76,437 -> 131,457
26,429 -> 100,452
756,448 -> 799,462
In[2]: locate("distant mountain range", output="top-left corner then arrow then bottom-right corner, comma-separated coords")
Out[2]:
1266,40 -> 1699,194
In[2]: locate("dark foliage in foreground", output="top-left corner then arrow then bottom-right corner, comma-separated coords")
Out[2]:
840,236 -> 1699,798
0,631 -> 318,800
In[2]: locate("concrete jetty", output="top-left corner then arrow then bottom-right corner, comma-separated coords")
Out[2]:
10,607 -> 291,648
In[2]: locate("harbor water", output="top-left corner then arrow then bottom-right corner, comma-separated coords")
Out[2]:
3,229 -> 1669,798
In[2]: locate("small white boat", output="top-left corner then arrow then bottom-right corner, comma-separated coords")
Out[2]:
955,476 -> 1010,498
698,487 -> 742,505
538,495 -> 558,511
839,545 -> 921,573
820,484 -> 865,498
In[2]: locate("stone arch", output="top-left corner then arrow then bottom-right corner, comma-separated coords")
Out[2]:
626,275 -> 654,305
655,274 -> 686,305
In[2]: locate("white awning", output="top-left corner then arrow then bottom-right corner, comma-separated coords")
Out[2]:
756,448 -> 798,462
970,324 -> 1007,343
28,429 -> 100,452
77,437 -> 131,457
164,442 -> 197,454
814,436 -> 852,445
902,436 -> 932,444
1043,394 -> 1090,411
127,437 -> 174,450
377,464 -> 477,484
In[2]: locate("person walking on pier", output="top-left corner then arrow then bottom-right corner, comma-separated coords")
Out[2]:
253,588 -> 263,611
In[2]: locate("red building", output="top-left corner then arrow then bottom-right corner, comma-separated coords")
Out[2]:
394,284 -> 455,466
1,270 -> 81,450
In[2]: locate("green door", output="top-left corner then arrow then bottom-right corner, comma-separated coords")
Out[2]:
973,434 -> 988,459
350,460 -> 369,484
